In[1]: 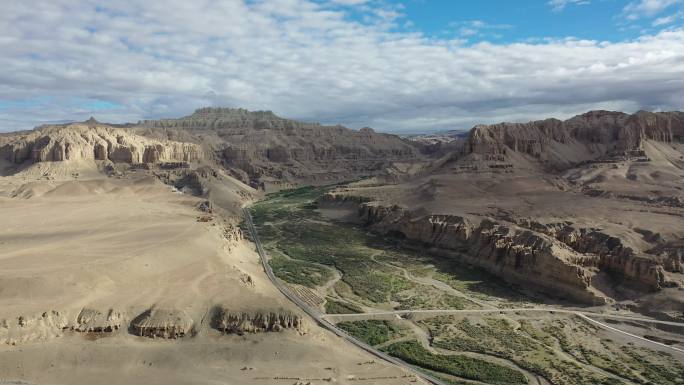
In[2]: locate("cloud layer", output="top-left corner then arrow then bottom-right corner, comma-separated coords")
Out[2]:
1,0 -> 684,133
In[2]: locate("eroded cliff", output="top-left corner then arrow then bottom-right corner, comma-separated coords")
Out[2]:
0,121 -> 202,167
138,107 -> 421,189
466,110 -> 684,169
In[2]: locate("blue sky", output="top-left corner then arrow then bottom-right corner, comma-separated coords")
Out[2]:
360,0 -> 683,42
399,1 -> 628,41
2,0 -> 684,133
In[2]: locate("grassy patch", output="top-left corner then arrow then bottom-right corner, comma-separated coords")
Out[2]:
250,185 -> 504,309
337,320 -> 403,346
382,340 -> 528,385
268,255 -> 333,288
421,314 -> 684,385
324,299 -> 363,314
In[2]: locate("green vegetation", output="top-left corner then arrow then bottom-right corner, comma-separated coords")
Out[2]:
249,185 -> 484,309
377,244 -> 536,307
382,340 -> 528,385
337,320 -> 403,346
248,186 -> 684,385
421,314 -> 684,385
617,344 -> 684,385
268,255 -> 333,288
324,298 -> 363,314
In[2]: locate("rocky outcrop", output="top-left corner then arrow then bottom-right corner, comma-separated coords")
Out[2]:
316,192 -> 371,207
513,220 -> 670,289
0,310 -> 69,345
465,110 -> 684,169
349,201 -> 604,303
213,308 -> 304,335
73,308 -> 124,333
0,122 -> 202,166
648,240 -> 684,274
320,190 -> 679,302
130,308 -> 193,339
139,107 -> 420,187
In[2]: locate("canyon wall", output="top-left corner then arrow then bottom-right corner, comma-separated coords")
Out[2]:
139,107 -> 421,187
0,123 -> 202,165
466,110 -> 684,168
319,192 -> 674,304
351,200 -> 603,303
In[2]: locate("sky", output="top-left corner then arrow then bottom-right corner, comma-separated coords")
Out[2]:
1,0 -> 684,133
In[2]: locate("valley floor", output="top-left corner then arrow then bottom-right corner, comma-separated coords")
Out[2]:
250,186 -> 684,385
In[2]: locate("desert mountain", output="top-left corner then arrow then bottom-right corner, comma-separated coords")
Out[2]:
1,107 -> 683,383
0,113 -> 420,384
322,110 -> 684,319
0,120 -> 201,166
135,107 -> 422,190
466,110 -> 684,169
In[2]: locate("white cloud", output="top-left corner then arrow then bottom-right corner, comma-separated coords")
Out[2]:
548,0 -> 591,12
652,10 -> 684,25
623,0 -> 681,20
1,0 -> 684,133
449,20 -> 513,40
330,0 -> 369,5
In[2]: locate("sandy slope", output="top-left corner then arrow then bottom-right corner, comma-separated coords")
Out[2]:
0,172 -> 417,385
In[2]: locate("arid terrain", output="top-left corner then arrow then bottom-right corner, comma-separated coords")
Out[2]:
324,111 -> 684,317
0,109 -> 682,385
0,117 -> 424,385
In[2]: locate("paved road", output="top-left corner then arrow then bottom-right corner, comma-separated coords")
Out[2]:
242,208 -> 449,385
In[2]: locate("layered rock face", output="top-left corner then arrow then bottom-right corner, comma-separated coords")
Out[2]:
320,194 -> 677,303
512,220 -> 669,289
466,110 -> 684,169
316,110 -> 684,307
213,308 -> 304,334
130,308 -> 194,339
139,107 -> 420,188
0,122 -> 202,166
351,201 -> 603,303
74,308 -> 124,333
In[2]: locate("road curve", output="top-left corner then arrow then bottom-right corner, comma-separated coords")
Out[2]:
242,208 -> 449,385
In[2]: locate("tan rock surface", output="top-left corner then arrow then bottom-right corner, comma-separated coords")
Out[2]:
0,122 -> 201,167
324,110 -> 684,317
0,173 -> 418,384
136,107 -> 423,190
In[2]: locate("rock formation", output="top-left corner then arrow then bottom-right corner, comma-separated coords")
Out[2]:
213,307 -> 304,335
319,110 -> 684,309
465,110 -> 684,169
321,198 -> 603,303
0,123 -> 201,166
137,107 -> 421,189
0,310 -> 69,345
73,308 -> 124,333
130,308 -> 193,339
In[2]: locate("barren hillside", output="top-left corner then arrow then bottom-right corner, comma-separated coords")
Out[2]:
322,110 -> 684,319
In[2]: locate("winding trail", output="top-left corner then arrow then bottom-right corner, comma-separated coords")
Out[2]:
370,254 -> 495,309
399,319 -> 547,385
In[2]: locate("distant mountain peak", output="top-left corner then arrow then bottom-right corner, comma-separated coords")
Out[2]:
190,107 -> 280,120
